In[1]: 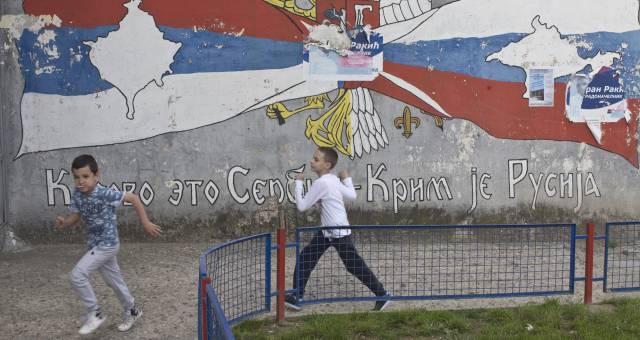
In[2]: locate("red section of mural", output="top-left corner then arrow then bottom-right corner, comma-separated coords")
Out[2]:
23,0 -> 127,27
23,0 -> 129,27
23,0 -> 310,41
351,61 -> 639,167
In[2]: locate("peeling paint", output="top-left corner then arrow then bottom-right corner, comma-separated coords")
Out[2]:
36,30 -> 60,59
303,21 -> 352,56
577,143 -> 594,171
0,14 -> 62,40
566,35 -> 593,50
450,121 -> 477,165
36,29 -> 56,45
226,28 -> 245,37
33,60 -> 57,75
34,65 -> 57,75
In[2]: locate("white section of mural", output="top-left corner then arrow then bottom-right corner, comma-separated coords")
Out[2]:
391,0 -> 639,42
83,0 -> 182,120
18,66 -> 336,155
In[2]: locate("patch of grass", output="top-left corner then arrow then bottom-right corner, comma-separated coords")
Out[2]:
233,298 -> 640,339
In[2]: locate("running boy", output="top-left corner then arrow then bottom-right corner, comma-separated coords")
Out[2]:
55,154 -> 162,335
285,147 -> 390,311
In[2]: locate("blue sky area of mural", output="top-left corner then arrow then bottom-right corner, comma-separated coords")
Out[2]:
17,26 -> 640,98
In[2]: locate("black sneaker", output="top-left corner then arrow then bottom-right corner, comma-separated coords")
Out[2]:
284,294 -> 302,311
373,295 -> 391,311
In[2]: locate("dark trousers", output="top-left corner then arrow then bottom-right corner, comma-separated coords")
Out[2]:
293,232 -> 386,298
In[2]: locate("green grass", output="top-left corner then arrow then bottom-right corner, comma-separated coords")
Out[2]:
233,298 -> 640,339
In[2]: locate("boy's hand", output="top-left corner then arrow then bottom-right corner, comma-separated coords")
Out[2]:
295,173 -> 305,181
54,216 -> 65,229
143,222 -> 162,237
338,170 -> 349,180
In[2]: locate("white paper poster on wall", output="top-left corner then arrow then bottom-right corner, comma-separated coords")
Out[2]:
528,68 -> 554,107
564,67 -> 631,143
303,24 -> 383,81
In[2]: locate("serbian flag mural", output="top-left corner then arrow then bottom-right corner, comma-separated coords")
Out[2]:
10,0 -> 640,166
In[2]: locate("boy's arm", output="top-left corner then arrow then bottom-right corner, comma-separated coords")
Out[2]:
55,213 -> 81,229
123,192 -> 162,237
338,170 -> 357,201
295,177 -> 325,212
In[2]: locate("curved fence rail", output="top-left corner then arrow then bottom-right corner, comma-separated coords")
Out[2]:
198,233 -> 271,340
198,222 -> 639,340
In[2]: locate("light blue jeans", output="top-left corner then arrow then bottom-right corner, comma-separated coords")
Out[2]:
69,245 -> 135,313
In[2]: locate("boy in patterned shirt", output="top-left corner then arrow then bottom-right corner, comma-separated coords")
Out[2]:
55,154 -> 162,335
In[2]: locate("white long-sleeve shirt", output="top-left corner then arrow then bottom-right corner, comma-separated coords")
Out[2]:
295,173 -> 357,238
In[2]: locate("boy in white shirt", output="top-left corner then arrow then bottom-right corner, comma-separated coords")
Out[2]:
285,147 -> 390,311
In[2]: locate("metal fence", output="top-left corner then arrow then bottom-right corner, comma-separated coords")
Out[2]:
604,222 -> 640,292
199,282 -> 234,340
198,222 -> 640,339
198,233 -> 271,340
294,224 -> 575,306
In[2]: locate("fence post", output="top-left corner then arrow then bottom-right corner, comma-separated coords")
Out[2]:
584,222 -> 594,304
276,209 -> 286,323
198,274 -> 202,340
200,276 -> 212,339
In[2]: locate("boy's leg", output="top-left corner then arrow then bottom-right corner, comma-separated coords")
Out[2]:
98,247 -> 142,331
70,246 -> 118,334
333,236 -> 386,297
98,249 -> 135,311
292,231 -> 331,298
70,246 -> 119,313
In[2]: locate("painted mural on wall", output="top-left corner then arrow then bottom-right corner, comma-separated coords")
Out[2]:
1,0 -> 639,219
4,0 -> 638,164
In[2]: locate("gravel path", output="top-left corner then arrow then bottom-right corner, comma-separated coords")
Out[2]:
1,243 -> 205,340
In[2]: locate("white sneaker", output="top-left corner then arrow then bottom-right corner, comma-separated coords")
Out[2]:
117,306 -> 142,332
79,310 -> 106,335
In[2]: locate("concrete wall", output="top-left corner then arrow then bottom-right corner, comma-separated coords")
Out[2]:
1,0 -> 640,243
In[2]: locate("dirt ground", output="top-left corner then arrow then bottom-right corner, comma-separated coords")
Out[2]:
0,243 -> 204,340
2,240 -> 639,340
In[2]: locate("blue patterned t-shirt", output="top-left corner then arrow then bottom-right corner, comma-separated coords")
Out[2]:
69,184 -> 124,249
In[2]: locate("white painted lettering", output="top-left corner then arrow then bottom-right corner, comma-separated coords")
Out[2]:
228,166 -> 250,204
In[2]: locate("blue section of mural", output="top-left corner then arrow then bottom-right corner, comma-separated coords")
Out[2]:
164,27 -> 303,74
17,26 -> 303,95
385,34 -> 528,82
18,26 -> 117,95
17,25 -> 640,98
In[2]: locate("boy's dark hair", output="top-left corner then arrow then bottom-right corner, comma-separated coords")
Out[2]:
72,154 -> 99,174
318,147 -> 338,169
